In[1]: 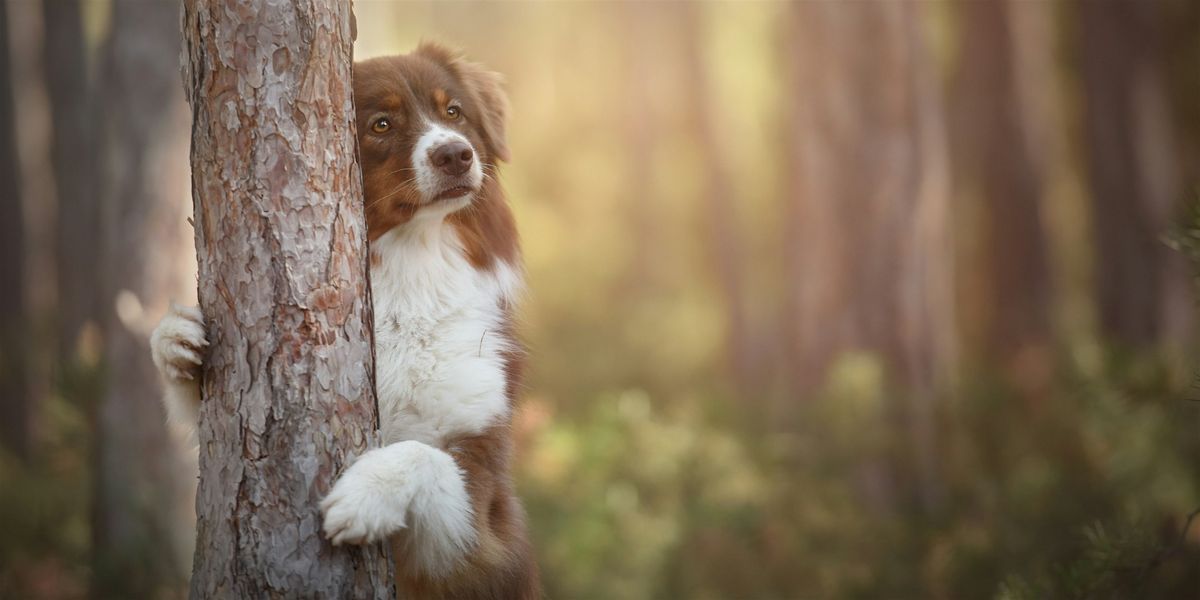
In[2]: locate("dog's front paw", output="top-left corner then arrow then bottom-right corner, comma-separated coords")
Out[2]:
320,441 -> 475,573
320,457 -> 409,546
150,303 -> 207,430
150,303 -> 207,383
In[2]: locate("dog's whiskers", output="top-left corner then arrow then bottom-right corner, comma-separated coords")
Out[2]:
367,176 -> 416,210
383,166 -> 418,177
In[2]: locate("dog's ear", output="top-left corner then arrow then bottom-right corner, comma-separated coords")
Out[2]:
458,61 -> 511,163
417,42 -> 511,162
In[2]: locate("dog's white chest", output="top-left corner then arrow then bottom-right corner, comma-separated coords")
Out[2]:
370,222 -> 518,447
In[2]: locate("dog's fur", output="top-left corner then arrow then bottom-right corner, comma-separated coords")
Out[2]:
150,43 -> 539,599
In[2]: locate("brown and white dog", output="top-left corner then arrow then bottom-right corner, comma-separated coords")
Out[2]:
150,43 -> 539,599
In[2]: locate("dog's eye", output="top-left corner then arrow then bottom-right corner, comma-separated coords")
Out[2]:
446,105 -> 461,120
371,118 -> 391,133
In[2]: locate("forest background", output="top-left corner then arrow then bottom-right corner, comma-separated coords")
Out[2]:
1,1 -> 1199,598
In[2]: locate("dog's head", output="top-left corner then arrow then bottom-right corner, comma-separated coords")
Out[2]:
354,43 -> 510,239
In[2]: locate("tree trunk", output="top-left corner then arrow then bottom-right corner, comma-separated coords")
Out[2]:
784,1 -> 953,512
0,0 -> 30,462
678,3 -> 760,396
43,0 -> 97,364
952,0 -> 1053,385
618,1 -> 659,297
181,1 -> 394,596
1080,0 -> 1186,348
92,1 -> 195,595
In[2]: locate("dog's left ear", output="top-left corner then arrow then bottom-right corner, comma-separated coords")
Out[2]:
417,42 -> 511,162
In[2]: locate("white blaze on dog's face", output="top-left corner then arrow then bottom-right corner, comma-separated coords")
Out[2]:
353,44 -> 511,241
410,122 -> 483,215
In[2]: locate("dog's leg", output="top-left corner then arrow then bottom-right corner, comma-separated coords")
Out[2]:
439,429 -> 541,599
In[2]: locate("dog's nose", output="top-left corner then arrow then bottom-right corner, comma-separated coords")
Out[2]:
430,141 -> 473,176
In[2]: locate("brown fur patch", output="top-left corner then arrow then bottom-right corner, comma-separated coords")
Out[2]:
394,424 -> 540,599
380,94 -> 405,112
447,179 -> 520,270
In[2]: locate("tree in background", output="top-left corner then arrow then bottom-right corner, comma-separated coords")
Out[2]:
43,0 -> 97,366
784,0 -> 953,512
182,0 -> 393,595
92,1 -> 194,594
679,3 -> 759,397
0,0 -> 30,463
952,0 -> 1053,389
618,1 -> 659,297
1081,0 -> 1191,349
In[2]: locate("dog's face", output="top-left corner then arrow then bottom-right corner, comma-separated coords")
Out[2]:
354,44 -> 510,240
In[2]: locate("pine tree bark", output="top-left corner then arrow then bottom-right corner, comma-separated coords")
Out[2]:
182,0 -> 393,596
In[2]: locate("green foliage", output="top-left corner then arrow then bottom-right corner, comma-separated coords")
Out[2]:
988,192 -> 1200,600
1165,189 -> 1200,273
0,377 -> 94,599
520,390 -> 770,600
519,344 -> 1200,599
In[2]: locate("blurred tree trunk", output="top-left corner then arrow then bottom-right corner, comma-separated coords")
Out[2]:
784,1 -> 953,512
620,2 -> 657,292
182,0 -> 393,596
92,1 -> 195,596
0,0 -> 31,462
679,3 -> 760,394
1080,0 -> 1188,348
952,0 -> 1053,388
43,0 -> 97,364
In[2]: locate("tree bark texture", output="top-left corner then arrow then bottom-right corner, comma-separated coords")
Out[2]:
182,0 -> 394,597
784,1 -> 954,511
0,0 -> 30,462
93,1 -> 195,594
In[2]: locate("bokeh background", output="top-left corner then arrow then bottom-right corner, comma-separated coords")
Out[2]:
3,0 -> 1200,598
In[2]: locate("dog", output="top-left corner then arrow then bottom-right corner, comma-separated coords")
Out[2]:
150,42 -> 540,599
